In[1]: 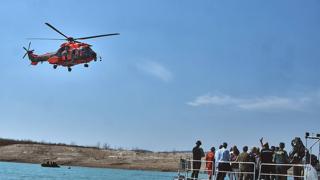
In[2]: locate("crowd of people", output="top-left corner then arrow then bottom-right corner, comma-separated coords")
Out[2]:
191,138 -> 301,180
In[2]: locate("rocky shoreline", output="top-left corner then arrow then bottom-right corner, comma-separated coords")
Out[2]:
0,144 -> 190,172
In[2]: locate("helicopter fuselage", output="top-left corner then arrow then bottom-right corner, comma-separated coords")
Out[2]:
27,42 -> 97,67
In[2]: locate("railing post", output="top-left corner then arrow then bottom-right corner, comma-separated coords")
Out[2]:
257,163 -> 261,180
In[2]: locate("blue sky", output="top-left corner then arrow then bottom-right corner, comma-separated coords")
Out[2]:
0,0 -> 319,152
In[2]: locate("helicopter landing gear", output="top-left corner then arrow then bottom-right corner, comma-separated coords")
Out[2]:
84,64 -> 89,68
67,67 -> 72,72
53,65 -> 58,69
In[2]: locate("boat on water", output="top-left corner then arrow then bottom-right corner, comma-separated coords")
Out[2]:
41,161 -> 60,168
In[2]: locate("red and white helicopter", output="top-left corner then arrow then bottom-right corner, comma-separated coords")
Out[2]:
23,23 -> 119,72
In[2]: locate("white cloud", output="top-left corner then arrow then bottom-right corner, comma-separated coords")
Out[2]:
137,61 -> 173,82
238,97 -> 310,110
187,95 -> 241,106
187,93 -> 313,111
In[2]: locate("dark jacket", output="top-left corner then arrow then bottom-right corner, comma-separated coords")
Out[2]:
193,146 -> 205,160
260,148 -> 274,163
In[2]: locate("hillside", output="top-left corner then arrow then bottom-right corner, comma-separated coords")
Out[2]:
0,139 -> 190,172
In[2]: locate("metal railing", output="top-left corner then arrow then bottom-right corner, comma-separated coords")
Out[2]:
174,159 -> 320,180
174,159 -> 215,180
173,159 -> 256,180
258,163 -> 320,180
214,161 -> 256,180
187,159 -> 215,180
258,163 -> 304,179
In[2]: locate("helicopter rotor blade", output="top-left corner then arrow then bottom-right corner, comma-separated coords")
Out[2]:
28,42 -> 31,50
45,23 -> 69,39
75,33 -> 120,40
27,38 -> 67,40
23,47 -> 28,59
23,52 -> 27,59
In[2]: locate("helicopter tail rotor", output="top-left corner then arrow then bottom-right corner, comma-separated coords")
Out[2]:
23,42 -> 34,59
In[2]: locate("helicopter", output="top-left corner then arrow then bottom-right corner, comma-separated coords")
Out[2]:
23,23 -> 119,72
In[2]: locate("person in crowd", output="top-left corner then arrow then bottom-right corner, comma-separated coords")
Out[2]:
230,146 -> 240,180
215,142 -> 231,180
206,147 -> 216,180
237,146 -> 251,180
191,140 -> 205,180
289,137 -> 305,180
270,146 -> 276,180
273,142 -> 289,180
249,147 -> 260,180
260,138 -> 274,180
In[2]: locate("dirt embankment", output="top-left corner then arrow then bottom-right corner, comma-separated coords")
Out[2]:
0,144 -> 190,172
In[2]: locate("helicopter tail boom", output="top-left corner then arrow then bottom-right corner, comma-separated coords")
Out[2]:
23,42 -> 53,65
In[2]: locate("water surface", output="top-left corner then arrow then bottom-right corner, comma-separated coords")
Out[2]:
0,161 -> 175,180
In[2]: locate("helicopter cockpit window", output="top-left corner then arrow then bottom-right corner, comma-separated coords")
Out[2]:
57,47 -> 65,55
80,47 -> 90,57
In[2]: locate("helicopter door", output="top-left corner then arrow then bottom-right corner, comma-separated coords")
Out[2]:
60,46 -> 69,61
71,49 -> 76,61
